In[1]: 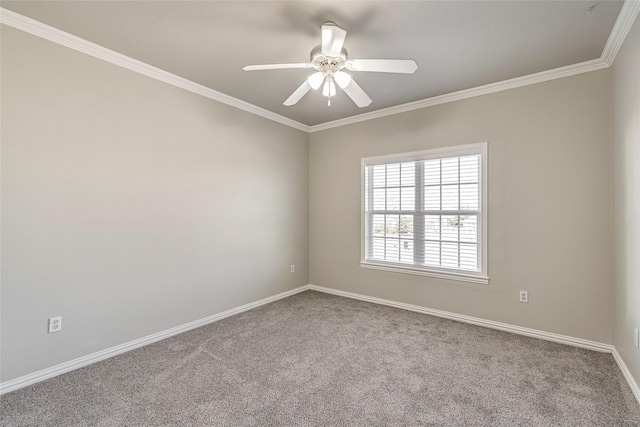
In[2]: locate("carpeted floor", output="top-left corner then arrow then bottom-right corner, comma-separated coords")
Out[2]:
1,290 -> 639,426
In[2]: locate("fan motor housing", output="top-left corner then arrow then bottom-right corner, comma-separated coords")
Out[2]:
310,44 -> 348,73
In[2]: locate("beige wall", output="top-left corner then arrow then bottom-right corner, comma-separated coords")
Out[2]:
0,27 -> 309,382
612,16 -> 640,388
310,70 -> 613,344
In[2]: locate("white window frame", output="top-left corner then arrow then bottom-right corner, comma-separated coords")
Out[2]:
360,142 -> 488,284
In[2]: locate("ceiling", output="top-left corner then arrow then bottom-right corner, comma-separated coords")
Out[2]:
1,1 -> 624,127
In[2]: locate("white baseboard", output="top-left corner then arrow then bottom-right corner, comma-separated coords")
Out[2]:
3,283 -> 639,407
0,285 -> 310,395
308,284 -> 640,406
308,285 -> 611,352
612,347 -> 640,405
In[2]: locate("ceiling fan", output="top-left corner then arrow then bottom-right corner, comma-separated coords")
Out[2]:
243,22 -> 418,108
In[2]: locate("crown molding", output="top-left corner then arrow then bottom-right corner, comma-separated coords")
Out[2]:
311,0 -> 639,132
308,58 -> 608,132
2,3 -> 638,134
601,0 -> 640,66
0,8 -> 311,133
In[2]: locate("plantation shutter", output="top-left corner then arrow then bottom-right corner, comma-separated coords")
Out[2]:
363,144 -> 486,282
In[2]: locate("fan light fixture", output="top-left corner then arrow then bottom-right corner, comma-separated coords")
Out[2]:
307,72 -> 324,90
243,22 -> 418,108
322,78 -> 336,103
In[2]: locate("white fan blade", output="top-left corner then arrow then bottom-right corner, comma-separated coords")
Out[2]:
321,22 -> 347,57
347,59 -> 418,74
284,80 -> 311,106
243,63 -> 312,71
342,78 -> 372,108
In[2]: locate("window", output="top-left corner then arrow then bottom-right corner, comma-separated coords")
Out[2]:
361,143 -> 488,284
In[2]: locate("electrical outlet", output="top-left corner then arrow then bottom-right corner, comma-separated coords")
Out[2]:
48,316 -> 62,333
635,329 -> 639,349
290,265 -> 295,273
519,291 -> 528,303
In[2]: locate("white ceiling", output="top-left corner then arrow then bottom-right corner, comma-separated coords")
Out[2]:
1,1 -> 624,127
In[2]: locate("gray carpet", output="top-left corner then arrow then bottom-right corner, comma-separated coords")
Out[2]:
1,290 -> 639,426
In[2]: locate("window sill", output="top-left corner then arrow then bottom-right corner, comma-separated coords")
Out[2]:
360,261 -> 489,285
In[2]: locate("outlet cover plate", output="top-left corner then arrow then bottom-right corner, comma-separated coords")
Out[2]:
48,316 -> 62,333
